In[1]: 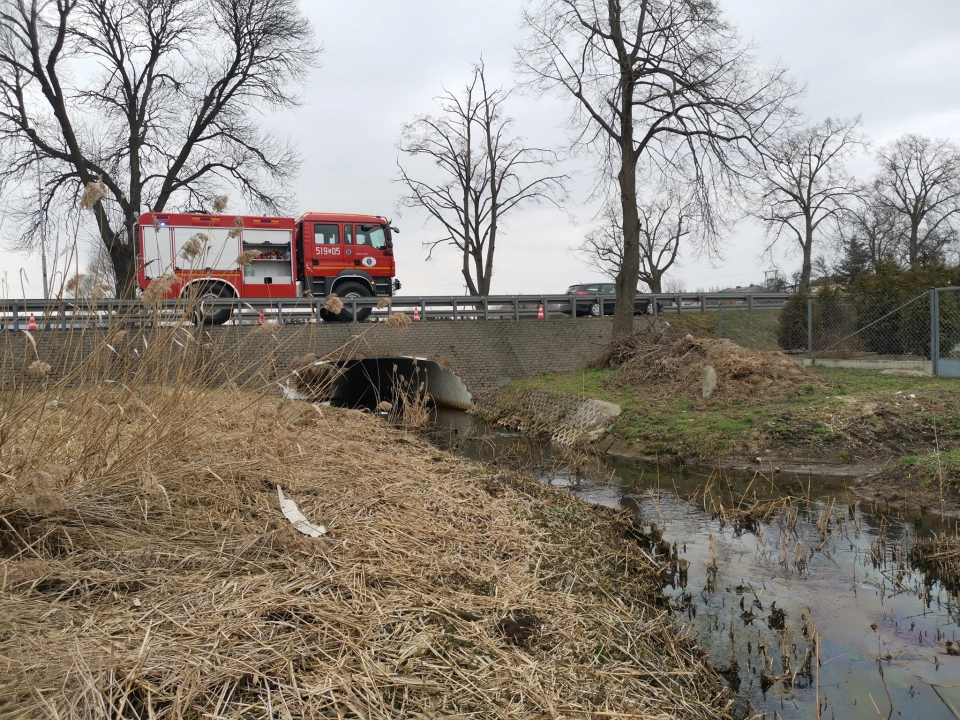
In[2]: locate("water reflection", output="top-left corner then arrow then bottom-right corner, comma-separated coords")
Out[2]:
431,409 -> 960,720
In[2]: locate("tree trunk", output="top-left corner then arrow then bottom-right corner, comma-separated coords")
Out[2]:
647,272 -> 662,294
614,151 -> 641,336
908,219 -> 920,268
798,220 -> 814,294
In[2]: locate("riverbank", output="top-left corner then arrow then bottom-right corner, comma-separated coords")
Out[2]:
0,383 -> 733,719
476,358 -> 960,482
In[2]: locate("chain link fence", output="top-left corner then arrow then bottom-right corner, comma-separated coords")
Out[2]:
775,289 -> 960,363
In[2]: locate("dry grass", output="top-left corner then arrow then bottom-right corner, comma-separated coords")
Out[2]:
323,294 -> 344,315
911,535 -> 960,592
141,274 -> 181,307
0,304 -> 734,719
385,312 -> 411,329
235,248 -> 259,266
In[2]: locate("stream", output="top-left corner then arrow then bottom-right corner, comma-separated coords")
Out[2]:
431,409 -> 960,720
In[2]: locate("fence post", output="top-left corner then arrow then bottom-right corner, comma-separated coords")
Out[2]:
931,288 -> 939,377
807,297 -> 814,360
718,303 -> 723,338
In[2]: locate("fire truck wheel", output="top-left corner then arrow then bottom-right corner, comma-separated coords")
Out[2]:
333,281 -> 372,322
191,284 -> 234,326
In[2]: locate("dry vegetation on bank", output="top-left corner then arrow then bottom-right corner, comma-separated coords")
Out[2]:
0,321 -> 732,719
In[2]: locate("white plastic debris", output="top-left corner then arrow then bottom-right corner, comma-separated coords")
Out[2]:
908,393 -> 916,399
277,485 -> 327,537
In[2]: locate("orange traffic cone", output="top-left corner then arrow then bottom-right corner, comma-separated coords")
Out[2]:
257,309 -> 265,326
413,307 -> 421,322
27,313 -> 37,331
537,304 -> 545,320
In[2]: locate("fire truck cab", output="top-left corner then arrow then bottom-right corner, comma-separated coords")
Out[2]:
137,211 -> 398,324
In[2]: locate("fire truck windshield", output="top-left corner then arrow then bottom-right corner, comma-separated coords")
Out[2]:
356,225 -> 387,250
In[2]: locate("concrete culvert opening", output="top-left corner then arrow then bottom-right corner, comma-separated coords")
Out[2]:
287,356 -> 473,412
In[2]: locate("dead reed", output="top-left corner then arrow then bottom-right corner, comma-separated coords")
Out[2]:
0,302 -> 733,719
911,535 -> 960,591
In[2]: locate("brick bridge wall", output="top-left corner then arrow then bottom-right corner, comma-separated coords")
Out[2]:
1,318 -> 626,396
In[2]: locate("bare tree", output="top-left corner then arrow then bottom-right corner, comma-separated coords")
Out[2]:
661,276 -> 686,293
518,0 -> 796,334
396,62 -> 566,296
750,117 -> 865,293
839,199 -> 904,270
872,134 -> 960,268
577,192 -> 693,292
0,0 -> 319,295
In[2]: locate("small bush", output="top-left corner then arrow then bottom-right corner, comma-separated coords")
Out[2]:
777,293 -> 809,352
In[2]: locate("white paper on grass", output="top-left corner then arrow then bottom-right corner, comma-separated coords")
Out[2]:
277,485 -> 327,537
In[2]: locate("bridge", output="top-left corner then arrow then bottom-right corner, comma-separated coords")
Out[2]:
0,293 -> 788,407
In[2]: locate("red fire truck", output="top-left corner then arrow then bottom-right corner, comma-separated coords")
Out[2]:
137,211 -> 400,323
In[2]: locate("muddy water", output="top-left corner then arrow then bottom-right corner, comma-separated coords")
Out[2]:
432,410 -> 960,719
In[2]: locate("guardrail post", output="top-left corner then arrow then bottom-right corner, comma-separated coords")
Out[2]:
675,295 -> 681,314
541,297 -> 547,319
931,288 -> 940,377
748,294 -> 754,311
513,298 -> 519,322
807,297 -> 814,359
700,294 -> 705,313
452,299 -> 458,321
277,301 -> 284,325
350,298 -> 357,323
718,303 -> 723,338
483,298 -> 489,321
11,300 -> 19,329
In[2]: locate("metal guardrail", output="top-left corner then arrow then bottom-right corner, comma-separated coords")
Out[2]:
0,292 -> 791,328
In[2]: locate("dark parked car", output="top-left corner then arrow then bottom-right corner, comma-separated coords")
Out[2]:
564,283 -> 660,317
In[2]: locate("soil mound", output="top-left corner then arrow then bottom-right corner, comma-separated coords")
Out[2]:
612,332 -> 816,400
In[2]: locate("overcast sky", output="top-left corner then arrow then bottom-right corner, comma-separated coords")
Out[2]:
4,0 -> 960,298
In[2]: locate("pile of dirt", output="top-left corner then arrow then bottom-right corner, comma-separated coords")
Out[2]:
614,333 -> 817,401
0,383 -> 731,719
